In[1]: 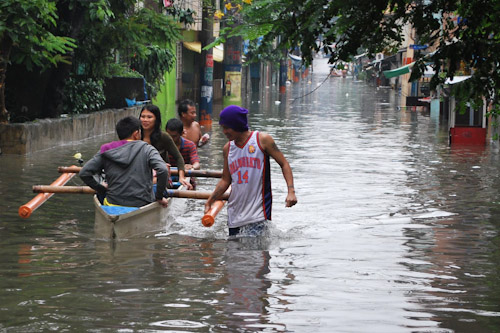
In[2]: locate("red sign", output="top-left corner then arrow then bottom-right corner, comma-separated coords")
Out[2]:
206,54 -> 214,67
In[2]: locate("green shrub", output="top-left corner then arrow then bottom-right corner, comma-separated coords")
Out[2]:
131,45 -> 175,98
62,77 -> 106,114
108,63 -> 143,78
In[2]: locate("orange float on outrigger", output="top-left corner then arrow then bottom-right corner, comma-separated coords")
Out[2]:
18,166 -> 78,218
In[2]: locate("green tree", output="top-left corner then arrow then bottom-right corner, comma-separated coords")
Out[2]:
74,3 -> 179,97
41,0 -> 180,118
3,0 -> 182,122
0,0 -> 75,123
40,0 -> 113,119
216,0 -> 500,115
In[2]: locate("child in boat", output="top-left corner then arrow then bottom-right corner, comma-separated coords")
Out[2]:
204,105 -> 297,237
79,116 -> 169,207
178,99 -> 210,147
166,118 -> 200,171
166,118 -> 200,189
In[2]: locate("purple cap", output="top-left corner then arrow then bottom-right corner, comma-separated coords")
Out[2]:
219,105 -> 249,132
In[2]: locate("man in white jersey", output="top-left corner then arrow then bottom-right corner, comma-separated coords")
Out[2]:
204,105 -> 297,236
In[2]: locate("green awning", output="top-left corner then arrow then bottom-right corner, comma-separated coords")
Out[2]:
383,63 -> 413,79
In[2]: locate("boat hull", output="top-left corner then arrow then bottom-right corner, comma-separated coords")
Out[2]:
93,195 -> 174,239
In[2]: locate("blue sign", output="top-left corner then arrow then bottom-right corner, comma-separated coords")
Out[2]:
410,44 -> 428,50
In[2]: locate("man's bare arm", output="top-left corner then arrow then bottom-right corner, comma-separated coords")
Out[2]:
204,143 -> 232,212
260,133 -> 297,207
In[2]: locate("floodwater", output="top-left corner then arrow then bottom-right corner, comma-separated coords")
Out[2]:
1,58 -> 500,332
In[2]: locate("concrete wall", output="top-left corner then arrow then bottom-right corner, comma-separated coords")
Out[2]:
0,106 -> 141,155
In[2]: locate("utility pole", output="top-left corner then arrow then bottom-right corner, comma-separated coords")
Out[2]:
223,36 -> 243,106
199,0 -> 214,127
279,47 -> 288,94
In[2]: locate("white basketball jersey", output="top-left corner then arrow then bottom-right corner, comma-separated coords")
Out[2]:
227,131 -> 272,228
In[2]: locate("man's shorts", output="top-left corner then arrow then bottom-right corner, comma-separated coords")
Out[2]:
228,220 -> 268,237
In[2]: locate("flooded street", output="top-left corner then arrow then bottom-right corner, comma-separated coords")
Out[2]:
2,57 -> 500,332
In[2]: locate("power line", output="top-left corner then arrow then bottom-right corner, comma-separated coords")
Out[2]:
292,71 -> 332,103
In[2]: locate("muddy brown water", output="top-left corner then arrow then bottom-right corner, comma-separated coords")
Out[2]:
1,58 -> 500,332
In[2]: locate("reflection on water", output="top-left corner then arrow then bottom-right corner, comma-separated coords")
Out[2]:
1,58 -> 500,331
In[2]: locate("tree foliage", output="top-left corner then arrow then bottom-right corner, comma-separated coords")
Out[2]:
209,0 -> 284,64
1,0 -> 182,122
0,0 -> 76,123
62,76 -> 106,114
0,0 -> 76,69
74,3 -> 180,97
216,0 -> 500,115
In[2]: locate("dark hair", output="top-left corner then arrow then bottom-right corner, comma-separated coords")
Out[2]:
177,99 -> 196,118
166,118 -> 184,134
116,116 -> 141,140
140,104 -> 162,146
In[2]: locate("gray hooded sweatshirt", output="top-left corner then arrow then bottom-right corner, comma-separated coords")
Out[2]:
79,140 -> 168,207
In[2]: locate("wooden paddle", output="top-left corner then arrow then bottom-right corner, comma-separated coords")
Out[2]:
57,166 -> 223,178
32,185 -> 230,200
19,166 -> 77,219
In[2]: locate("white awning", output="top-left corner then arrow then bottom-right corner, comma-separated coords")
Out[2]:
445,76 -> 471,85
424,66 -> 435,77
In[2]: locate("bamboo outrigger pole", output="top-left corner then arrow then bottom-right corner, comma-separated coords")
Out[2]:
57,166 -> 223,178
31,185 -> 229,200
202,200 -> 225,227
201,186 -> 231,227
18,166 -> 78,219
21,166 -> 227,222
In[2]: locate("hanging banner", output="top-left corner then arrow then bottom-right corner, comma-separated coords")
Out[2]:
224,71 -> 241,102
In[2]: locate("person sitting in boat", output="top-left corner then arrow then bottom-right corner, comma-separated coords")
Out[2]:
204,105 -> 297,237
79,116 -> 169,207
166,118 -> 200,170
166,118 -> 200,189
139,104 -> 192,190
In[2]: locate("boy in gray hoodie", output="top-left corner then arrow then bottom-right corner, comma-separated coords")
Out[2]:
79,116 -> 169,207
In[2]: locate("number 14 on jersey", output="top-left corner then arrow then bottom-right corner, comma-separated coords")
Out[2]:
236,170 -> 249,184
